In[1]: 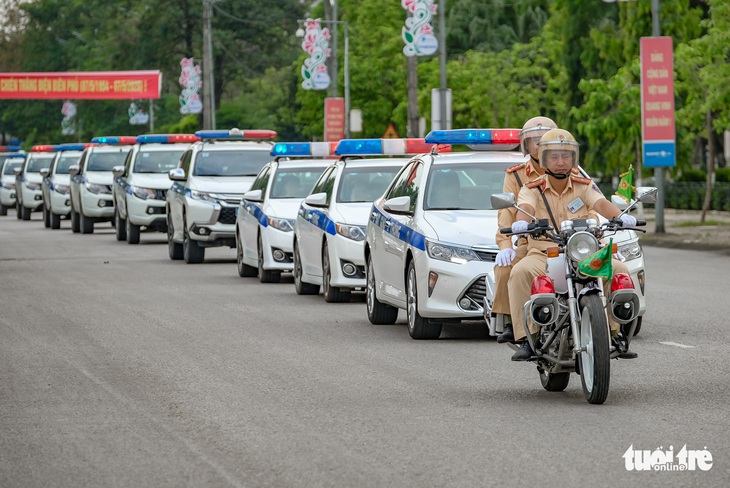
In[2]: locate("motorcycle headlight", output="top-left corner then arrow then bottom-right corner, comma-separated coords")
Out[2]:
132,186 -> 156,200
25,181 -> 42,191
268,217 -> 295,232
335,223 -> 366,241
426,240 -> 480,264
190,190 -> 217,203
617,240 -> 642,261
54,184 -> 70,195
566,231 -> 600,262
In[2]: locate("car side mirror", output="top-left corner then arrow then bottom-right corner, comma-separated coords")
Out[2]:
68,165 -> 80,175
168,168 -> 186,181
635,186 -> 658,203
40,168 -> 50,177
490,192 -> 516,210
304,192 -> 327,207
112,165 -> 126,178
12,167 -> 21,175
243,189 -> 263,202
383,196 -> 412,214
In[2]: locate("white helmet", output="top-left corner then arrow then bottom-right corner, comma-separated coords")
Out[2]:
519,116 -> 558,156
537,129 -> 580,173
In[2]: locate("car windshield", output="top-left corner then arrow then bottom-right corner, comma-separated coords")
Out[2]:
193,150 -> 272,177
87,150 -> 131,172
336,167 -> 400,203
26,154 -> 54,173
55,155 -> 81,175
269,169 -> 324,199
424,162 -> 511,210
3,161 -> 22,175
134,149 -> 185,173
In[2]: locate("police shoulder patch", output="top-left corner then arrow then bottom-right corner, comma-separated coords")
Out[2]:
526,176 -> 547,189
506,163 -> 526,174
571,175 -> 592,185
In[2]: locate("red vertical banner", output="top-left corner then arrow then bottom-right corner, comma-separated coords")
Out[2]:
640,37 -> 676,167
324,97 -> 345,142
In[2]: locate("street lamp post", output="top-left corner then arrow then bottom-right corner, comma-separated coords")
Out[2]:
202,0 -> 216,130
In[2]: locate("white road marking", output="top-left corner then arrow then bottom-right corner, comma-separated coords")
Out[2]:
659,341 -> 696,349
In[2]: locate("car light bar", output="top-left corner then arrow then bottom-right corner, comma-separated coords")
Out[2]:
5,153 -> 26,159
56,143 -> 95,151
334,138 -> 451,156
136,134 -> 200,144
30,145 -> 57,152
0,145 -> 21,152
195,128 -> 277,141
270,142 -> 337,157
91,136 -> 138,145
424,129 -> 521,148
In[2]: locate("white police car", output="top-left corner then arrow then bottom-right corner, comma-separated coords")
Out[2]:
236,142 -> 332,282
167,129 -> 276,264
365,129 -> 524,338
112,134 -> 198,244
293,138 -> 436,302
16,145 -> 56,221
69,136 -> 135,234
0,151 -> 24,216
40,144 -> 86,229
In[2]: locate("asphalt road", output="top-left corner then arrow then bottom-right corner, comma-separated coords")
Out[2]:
2,211 -> 729,488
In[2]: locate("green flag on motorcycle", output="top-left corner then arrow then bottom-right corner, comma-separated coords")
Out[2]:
577,239 -> 613,279
615,165 -> 634,203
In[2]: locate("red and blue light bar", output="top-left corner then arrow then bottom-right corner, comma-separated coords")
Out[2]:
30,145 -> 57,152
424,129 -> 521,147
56,143 -> 95,151
91,136 -> 138,145
195,128 -> 277,141
136,134 -> 200,144
0,145 -> 21,152
334,138 -> 451,156
271,142 -> 337,157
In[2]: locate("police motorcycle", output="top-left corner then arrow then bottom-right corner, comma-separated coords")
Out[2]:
489,186 -> 657,404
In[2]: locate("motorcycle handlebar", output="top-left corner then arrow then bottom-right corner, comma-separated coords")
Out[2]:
500,227 -> 512,234
636,220 -> 646,226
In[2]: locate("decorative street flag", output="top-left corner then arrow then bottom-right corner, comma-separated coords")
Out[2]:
61,100 -> 76,135
577,239 -> 614,280
179,57 -> 202,115
401,0 -> 438,56
300,18 -> 331,90
615,165 -> 635,203
128,101 -> 149,125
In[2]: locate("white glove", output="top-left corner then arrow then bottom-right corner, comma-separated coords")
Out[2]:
619,214 -> 637,227
511,220 -> 529,233
613,250 -> 624,261
496,248 -> 516,267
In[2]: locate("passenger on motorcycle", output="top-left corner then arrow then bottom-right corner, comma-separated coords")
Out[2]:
493,116 -> 557,344
507,129 -> 637,361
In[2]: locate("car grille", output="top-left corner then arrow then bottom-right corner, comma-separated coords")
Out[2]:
458,275 -> 487,312
153,189 -> 167,200
217,207 -> 237,224
475,250 -> 497,262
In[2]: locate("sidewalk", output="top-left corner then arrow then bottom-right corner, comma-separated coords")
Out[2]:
637,208 -> 730,254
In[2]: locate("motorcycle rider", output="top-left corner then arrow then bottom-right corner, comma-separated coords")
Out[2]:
493,116 -> 557,344
507,129 -> 637,361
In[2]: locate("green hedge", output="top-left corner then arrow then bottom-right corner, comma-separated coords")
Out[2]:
597,182 -> 730,211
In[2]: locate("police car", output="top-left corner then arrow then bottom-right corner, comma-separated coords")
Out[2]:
0,151 -> 24,216
166,128 -> 276,264
294,138 -> 438,302
16,145 -> 56,221
69,137 -> 135,234
236,142 -> 332,282
112,134 -> 198,244
40,144 -> 87,229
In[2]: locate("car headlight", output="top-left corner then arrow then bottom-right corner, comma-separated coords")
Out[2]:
336,223 -> 366,241
3,182 -> 15,190
25,181 -> 42,191
190,190 -> 217,203
85,183 -> 112,194
426,240 -> 480,264
566,231 -> 599,262
54,184 -> 70,195
132,186 -> 156,200
268,217 -> 295,232
617,240 -> 642,261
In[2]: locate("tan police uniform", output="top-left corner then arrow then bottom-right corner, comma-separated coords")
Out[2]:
507,174 -> 629,340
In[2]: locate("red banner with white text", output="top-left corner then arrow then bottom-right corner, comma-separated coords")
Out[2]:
0,71 -> 162,100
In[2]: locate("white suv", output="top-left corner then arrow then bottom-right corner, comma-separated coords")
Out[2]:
112,134 -> 198,244
16,146 -> 56,221
236,142 -> 331,282
69,137 -> 135,234
40,144 -> 86,229
0,152 -> 24,216
166,129 -> 276,264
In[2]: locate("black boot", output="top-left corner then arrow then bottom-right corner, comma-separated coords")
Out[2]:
613,332 -> 638,359
497,324 -> 514,343
511,341 -> 533,361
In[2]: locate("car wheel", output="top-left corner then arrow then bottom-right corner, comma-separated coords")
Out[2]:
20,204 -> 31,221
115,210 -> 127,241
294,242 -> 319,295
366,255 -> 398,325
126,217 -> 140,245
323,241 -> 349,303
182,217 -> 205,264
258,234 -> 280,283
167,215 -> 183,260
0,205 -> 7,216
406,261 -> 441,339
79,208 -> 94,234
50,211 -> 61,229
237,230 -> 257,277
42,204 -> 51,228
70,208 -> 80,233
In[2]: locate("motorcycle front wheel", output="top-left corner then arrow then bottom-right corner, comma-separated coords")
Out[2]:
578,294 -> 611,404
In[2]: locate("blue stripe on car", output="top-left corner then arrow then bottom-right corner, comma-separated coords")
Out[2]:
244,201 -> 268,227
370,205 -> 426,251
299,205 -> 336,235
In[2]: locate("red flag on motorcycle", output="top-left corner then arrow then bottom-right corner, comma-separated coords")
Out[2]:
577,239 -> 613,279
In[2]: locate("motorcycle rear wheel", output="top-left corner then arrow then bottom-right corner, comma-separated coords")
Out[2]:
539,370 -> 570,392
578,294 -> 611,404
